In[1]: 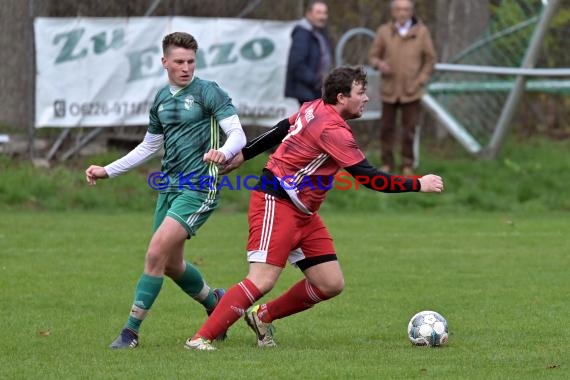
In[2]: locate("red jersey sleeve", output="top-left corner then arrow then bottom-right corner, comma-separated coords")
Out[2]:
317,124 -> 365,167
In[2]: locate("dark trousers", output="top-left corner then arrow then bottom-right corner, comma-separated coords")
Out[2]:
380,100 -> 420,170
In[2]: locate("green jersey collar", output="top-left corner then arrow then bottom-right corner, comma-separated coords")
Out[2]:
169,75 -> 195,96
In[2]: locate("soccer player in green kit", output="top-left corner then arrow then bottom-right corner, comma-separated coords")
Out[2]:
85,32 -> 246,349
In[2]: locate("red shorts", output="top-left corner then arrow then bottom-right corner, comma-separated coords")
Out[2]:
247,191 -> 335,268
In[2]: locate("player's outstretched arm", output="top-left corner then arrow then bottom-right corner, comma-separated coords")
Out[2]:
219,118 -> 291,174
84,132 -> 163,185
344,158 -> 444,193
242,118 -> 291,160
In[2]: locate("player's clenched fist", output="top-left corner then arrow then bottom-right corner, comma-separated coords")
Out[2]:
419,174 -> 444,193
203,149 -> 227,164
219,151 -> 244,175
85,165 -> 109,186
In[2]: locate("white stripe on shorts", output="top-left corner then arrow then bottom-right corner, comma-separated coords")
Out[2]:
259,194 -> 275,252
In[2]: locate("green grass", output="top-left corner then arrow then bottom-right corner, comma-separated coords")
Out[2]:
0,210 -> 567,379
1,137 -> 570,213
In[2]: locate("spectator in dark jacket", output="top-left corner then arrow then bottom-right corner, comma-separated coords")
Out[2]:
285,0 -> 333,105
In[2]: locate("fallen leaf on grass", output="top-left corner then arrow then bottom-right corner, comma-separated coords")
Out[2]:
193,257 -> 205,266
37,330 -> 51,337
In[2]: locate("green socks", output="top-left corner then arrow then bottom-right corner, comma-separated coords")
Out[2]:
126,274 -> 163,333
124,263 -> 216,333
173,262 -> 217,310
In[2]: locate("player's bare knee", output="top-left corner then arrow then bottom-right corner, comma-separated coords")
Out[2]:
318,277 -> 345,298
163,266 -> 174,278
164,263 -> 184,278
248,277 -> 276,295
247,263 -> 282,294
144,247 -> 166,272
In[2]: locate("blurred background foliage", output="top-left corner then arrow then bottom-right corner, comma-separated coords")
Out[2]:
1,0 -> 568,137
0,1 -> 569,213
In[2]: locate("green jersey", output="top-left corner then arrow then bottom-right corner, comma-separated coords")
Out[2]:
148,77 -> 236,194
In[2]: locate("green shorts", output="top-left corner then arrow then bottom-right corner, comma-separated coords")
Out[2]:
153,191 -> 219,238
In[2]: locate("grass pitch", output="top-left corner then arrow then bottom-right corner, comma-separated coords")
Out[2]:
0,210 -> 567,379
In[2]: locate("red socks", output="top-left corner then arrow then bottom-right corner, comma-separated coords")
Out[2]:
257,279 -> 329,323
195,278 -> 330,340
195,279 -> 262,341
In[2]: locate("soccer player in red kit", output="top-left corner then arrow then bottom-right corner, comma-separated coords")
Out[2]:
185,66 -> 444,350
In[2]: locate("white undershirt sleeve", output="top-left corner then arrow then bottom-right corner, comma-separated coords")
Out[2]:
104,132 -> 164,178
218,114 -> 246,161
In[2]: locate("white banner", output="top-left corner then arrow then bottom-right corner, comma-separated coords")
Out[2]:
34,17 -> 298,128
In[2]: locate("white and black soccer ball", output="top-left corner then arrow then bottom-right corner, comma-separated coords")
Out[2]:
407,310 -> 449,347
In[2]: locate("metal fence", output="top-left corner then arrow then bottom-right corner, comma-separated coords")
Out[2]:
336,0 -> 570,159
1,0 -> 569,160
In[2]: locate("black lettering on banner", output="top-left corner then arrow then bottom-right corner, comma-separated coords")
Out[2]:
64,101 -> 153,118
69,103 -> 80,116
53,100 -> 66,118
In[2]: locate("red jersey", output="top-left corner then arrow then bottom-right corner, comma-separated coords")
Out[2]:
265,99 -> 365,213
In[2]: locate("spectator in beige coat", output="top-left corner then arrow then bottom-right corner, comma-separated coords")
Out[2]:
368,0 -> 436,175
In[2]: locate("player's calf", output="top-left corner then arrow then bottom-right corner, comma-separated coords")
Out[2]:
311,276 -> 344,298
207,288 -> 229,341
246,262 -> 282,294
301,258 -> 345,298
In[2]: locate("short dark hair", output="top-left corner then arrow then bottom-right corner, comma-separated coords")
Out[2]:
307,0 -> 327,12
322,66 -> 367,105
162,32 -> 198,54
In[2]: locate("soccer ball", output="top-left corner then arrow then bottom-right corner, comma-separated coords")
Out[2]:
407,310 -> 449,347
